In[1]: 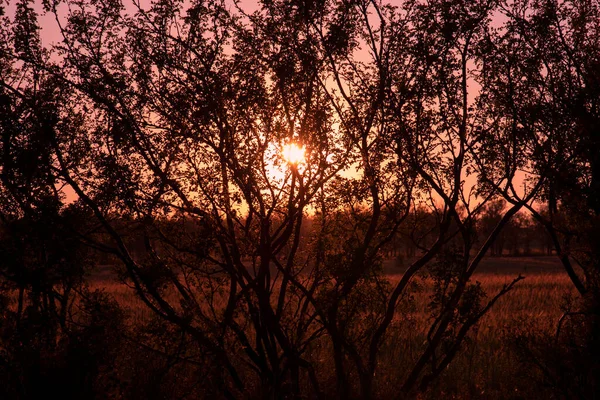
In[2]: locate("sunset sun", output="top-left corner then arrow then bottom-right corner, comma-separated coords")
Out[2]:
281,143 -> 306,165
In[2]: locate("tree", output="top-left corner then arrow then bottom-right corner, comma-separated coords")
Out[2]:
480,0 -> 600,397
0,0 -> 554,398
0,5 -> 127,397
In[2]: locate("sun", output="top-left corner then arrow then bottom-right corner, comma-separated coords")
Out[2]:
282,143 -> 306,165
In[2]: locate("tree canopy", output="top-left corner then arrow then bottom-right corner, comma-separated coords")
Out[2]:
0,0 -> 598,398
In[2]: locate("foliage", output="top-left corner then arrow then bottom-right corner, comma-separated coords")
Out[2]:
1,0 -> 596,398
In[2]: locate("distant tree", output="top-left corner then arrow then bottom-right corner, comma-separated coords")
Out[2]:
512,212 -> 536,256
477,199 -> 507,256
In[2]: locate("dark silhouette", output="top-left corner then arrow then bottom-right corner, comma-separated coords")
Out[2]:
0,0 -> 598,398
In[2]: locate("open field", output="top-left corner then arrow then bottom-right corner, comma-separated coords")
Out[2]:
87,256 -> 576,399
402,270 -> 574,399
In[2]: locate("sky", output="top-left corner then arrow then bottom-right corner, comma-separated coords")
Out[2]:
2,0 -> 530,209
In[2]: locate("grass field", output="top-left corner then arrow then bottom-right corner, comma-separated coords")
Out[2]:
411,271 -> 574,399
86,256 -> 576,399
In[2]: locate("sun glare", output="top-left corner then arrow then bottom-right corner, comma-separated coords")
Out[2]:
282,143 -> 306,165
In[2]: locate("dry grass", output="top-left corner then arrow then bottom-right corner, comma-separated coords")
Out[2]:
416,272 -> 573,399
87,257 -> 576,399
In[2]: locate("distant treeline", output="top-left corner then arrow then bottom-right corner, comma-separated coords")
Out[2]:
91,199 -> 556,269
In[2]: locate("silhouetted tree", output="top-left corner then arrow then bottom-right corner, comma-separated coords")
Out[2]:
0,0 -> 563,398
0,2 -> 129,397
480,0 -> 600,397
